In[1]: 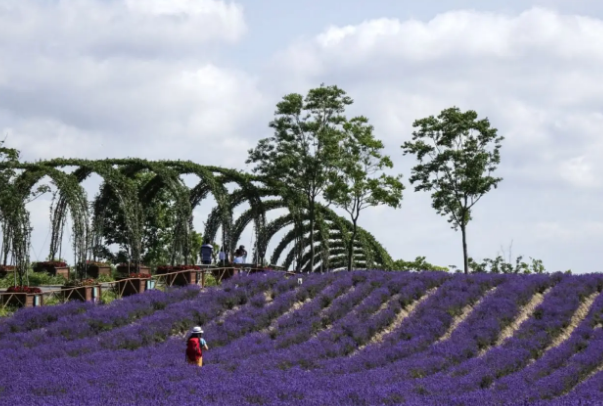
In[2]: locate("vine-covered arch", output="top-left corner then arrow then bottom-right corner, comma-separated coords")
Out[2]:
0,158 -> 394,272
12,164 -> 90,272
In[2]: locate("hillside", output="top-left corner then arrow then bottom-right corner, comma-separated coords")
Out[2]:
1,271 -> 603,405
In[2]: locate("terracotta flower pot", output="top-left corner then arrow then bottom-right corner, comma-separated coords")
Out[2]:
115,277 -> 147,297
34,263 -> 70,279
116,264 -> 150,276
156,266 -> 199,286
61,285 -> 102,302
85,265 -> 112,279
1,292 -> 43,308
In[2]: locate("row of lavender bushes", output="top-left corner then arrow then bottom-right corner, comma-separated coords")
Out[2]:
1,271 -> 603,405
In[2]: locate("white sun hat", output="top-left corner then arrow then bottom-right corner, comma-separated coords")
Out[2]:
191,326 -> 204,334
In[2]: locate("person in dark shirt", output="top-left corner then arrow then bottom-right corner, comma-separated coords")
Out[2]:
200,240 -> 213,265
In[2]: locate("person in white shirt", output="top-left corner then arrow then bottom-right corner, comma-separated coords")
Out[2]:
218,247 -> 227,266
233,248 -> 243,264
238,245 -> 247,263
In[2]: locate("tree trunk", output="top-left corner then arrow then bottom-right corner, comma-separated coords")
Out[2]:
309,200 -> 315,273
347,219 -> 358,271
461,225 -> 469,274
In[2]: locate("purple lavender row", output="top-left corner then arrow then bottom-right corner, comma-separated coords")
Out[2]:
485,284 -> 603,402
560,361 -> 603,404
341,274 -> 585,404
414,274 -> 602,400
0,300 -> 94,338
227,271 -> 390,370
254,271 -> 355,351
0,274 -> 331,396
209,271 -> 350,363
342,273 -> 552,387
0,286 -> 200,351
75,273 -> 289,353
201,274 -> 322,348
0,274 -> 261,339
325,272 -> 499,373
292,271 -> 448,370
232,271 -> 446,372
0,273 -> 285,362
0,273 -> 261,344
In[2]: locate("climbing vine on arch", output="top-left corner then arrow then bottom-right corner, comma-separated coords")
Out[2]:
1,153 -> 395,284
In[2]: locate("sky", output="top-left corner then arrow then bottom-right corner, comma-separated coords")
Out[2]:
1,0 -> 602,273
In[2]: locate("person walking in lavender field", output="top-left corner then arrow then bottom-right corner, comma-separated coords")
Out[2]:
186,326 -> 209,367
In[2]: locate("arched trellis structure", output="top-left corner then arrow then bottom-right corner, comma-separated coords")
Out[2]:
0,158 -> 393,272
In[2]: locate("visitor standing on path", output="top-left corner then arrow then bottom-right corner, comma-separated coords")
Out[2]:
233,248 -> 243,264
186,326 -> 209,367
200,240 -> 213,265
218,247 -> 227,266
238,245 -> 248,263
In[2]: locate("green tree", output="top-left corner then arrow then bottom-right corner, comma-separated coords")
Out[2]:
247,84 -> 352,272
390,256 -> 449,272
464,255 -> 546,274
94,171 -> 180,267
401,107 -> 504,274
326,116 -> 404,271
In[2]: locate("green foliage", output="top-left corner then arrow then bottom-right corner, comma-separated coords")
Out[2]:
401,107 -> 504,274
247,84 -> 354,272
94,170 -> 179,267
26,271 -> 69,286
326,115 -> 404,270
189,231 -> 203,264
389,256 -> 449,272
0,305 -> 17,318
1,153 -> 394,276
100,289 -> 118,304
466,255 -> 545,274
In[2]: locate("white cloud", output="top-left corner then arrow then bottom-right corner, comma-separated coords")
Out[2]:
3,2 -> 603,273
265,6 -> 603,272
559,156 -> 598,188
0,0 -> 265,165
0,0 -> 246,58
309,8 -> 603,64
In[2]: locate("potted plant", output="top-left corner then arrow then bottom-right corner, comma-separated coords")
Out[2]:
0,265 -> 16,277
115,273 -> 151,297
156,265 -> 200,286
61,278 -> 102,302
1,285 -> 43,308
116,263 -> 150,276
33,260 -> 70,279
78,261 -> 112,279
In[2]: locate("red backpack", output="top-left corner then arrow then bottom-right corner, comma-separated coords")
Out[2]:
186,337 -> 202,360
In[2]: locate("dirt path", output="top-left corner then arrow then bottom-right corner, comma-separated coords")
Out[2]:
352,287 -> 437,355
438,287 -> 497,343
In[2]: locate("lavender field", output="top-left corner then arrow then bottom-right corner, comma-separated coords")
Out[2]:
2,271 -> 603,405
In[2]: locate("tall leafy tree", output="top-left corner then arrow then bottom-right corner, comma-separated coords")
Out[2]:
94,171 -> 180,267
247,84 -> 352,272
326,116 -> 404,271
401,107 -> 503,274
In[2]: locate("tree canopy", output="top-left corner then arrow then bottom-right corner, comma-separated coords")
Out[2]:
401,107 -> 504,274
326,115 -> 404,271
247,84 -> 353,272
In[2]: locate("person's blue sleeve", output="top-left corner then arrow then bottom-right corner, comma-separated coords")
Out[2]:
201,338 -> 207,346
